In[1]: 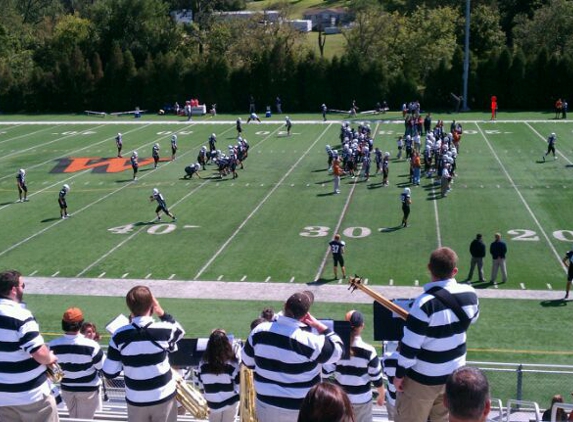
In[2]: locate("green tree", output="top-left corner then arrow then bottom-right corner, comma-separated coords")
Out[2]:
469,4 -> 505,57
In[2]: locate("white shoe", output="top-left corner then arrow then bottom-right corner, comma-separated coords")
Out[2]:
16,199 -> 21,203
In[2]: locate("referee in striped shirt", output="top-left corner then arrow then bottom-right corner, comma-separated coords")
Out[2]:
0,270 -> 59,422
242,292 -> 344,422
393,247 -> 480,422
49,307 -> 105,419
323,310 -> 385,422
103,286 -> 185,422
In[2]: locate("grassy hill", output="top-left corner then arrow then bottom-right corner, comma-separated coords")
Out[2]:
247,0 -> 351,19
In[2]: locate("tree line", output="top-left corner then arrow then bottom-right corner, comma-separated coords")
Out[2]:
0,0 -> 571,113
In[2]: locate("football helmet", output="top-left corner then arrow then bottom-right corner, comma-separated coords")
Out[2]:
63,184 -> 70,192
152,188 -> 159,195
19,169 -> 25,176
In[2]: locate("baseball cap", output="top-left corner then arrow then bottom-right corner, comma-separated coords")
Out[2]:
345,310 -> 364,328
286,292 -> 311,319
63,307 -> 84,323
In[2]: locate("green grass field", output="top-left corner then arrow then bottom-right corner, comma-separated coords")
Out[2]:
2,113 -> 573,372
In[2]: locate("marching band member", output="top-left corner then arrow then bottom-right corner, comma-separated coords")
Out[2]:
49,307 -> 105,419
198,329 -> 241,422
0,270 -> 59,422
242,292 -> 343,422
323,310 -> 385,422
103,286 -> 185,422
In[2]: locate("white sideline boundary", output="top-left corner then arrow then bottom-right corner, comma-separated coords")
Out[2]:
194,123 -> 333,279
475,123 -> 566,272
0,124 -> 198,259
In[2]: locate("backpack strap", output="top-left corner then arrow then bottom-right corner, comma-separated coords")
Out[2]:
426,286 -> 471,331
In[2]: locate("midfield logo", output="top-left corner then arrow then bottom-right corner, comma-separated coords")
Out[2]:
50,157 -> 170,173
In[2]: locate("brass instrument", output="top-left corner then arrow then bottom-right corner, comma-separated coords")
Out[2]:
239,365 -> 258,422
171,369 -> 209,419
46,363 -> 64,383
348,276 -> 409,320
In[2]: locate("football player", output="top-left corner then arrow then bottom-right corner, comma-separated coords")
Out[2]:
150,188 -> 176,222
183,163 -> 202,179
285,116 -> 292,136
236,118 -> 243,136
171,134 -> 178,160
197,146 -> 208,169
209,133 -> 217,155
247,112 -> 261,123
543,132 -> 557,161
131,151 -> 139,180
59,184 -> 70,219
16,168 -> 28,202
382,152 -> 390,186
115,133 -> 123,157
152,143 -> 160,168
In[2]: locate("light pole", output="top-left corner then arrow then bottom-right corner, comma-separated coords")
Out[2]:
462,0 -> 470,111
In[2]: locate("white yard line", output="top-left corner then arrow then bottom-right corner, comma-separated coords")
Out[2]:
433,191 -> 442,248
194,123 -> 333,279
313,122 -> 382,281
0,124 -> 151,182
75,124 -> 236,276
0,124 -> 61,146
476,123 -> 566,271
525,122 -> 573,165
0,124 -> 108,161
0,125 -> 199,258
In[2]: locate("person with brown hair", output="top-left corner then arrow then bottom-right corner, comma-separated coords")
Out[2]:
102,286 -> 185,422
242,292 -> 344,422
393,247 -> 480,422
541,394 -> 568,421
198,329 -> 241,422
323,310 -> 385,422
49,307 -> 105,419
80,322 -> 101,342
0,270 -> 59,422
298,382 -> 355,422
444,366 -> 490,422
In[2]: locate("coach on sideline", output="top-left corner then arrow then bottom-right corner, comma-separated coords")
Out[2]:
242,291 -> 344,422
393,247 -> 480,422
0,270 -> 59,421
103,286 -> 185,422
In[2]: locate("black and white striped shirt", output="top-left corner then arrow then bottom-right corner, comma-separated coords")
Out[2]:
396,279 -> 479,385
49,333 -> 105,392
241,315 -> 343,410
102,314 -> 185,406
198,359 -> 240,412
382,350 -> 399,406
0,298 -> 51,405
323,336 -> 384,404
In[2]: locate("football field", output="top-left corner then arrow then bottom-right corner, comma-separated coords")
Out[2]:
1,116 -> 572,290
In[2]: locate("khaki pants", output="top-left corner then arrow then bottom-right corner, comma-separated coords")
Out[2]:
127,398 -> 177,422
0,393 -> 59,422
255,398 -> 298,422
209,402 -> 239,422
61,389 -> 100,419
353,401 -> 373,422
395,377 -> 447,422
491,258 -> 507,283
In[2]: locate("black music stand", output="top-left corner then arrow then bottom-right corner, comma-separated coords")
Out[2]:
169,338 -> 208,367
373,298 -> 415,341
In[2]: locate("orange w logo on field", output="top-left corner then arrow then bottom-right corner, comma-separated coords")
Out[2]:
51,157 -> 170,173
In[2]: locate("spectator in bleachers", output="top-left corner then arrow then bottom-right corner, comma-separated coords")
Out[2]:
49,307 -> 105,420
444,366 -> 490,422
298,382 -> 355,422
382,342 -> 399,421
542,394 -> 568,421
198,329 -> 241,422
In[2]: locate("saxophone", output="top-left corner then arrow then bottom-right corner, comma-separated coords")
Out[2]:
171,369 -> 209,419
240,365 -> 258,422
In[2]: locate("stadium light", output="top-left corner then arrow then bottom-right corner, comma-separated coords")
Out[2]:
462,0 -> 470,111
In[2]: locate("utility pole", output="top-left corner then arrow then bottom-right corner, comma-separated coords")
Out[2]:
462,0 -> 471,111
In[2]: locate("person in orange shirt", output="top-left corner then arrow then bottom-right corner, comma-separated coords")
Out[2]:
555,98 -> 563,119
332,152 -> 343,194
490,96 -> 497,120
